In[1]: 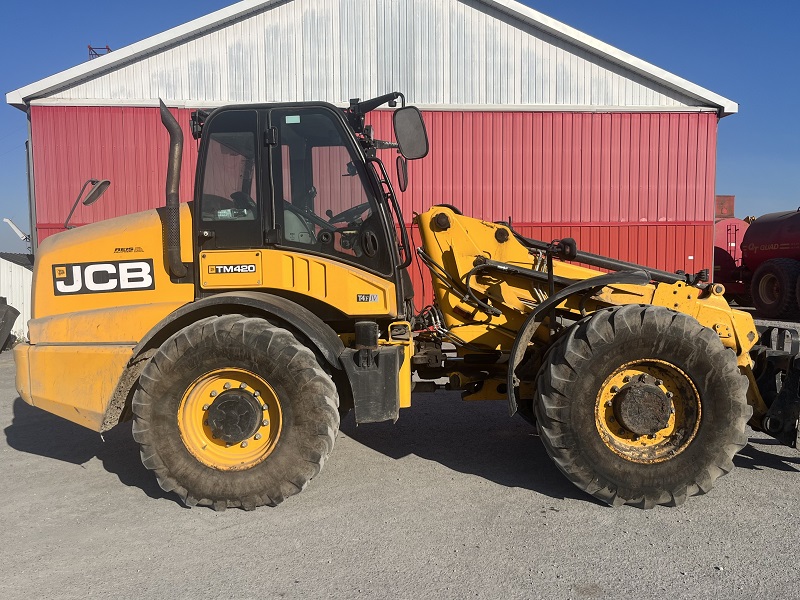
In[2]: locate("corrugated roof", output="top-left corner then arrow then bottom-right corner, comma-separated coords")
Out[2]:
5,0 -> 737,115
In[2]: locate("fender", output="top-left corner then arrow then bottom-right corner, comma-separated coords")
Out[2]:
506,270 -> 652,417
132,291 -> 345,368
102,292 -> 345,431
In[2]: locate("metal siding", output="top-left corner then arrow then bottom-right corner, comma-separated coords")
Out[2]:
370,109 -> 717,226
45,0 -> 700,109
0,259 -> 32,339
31,106 -> 716,296
30,105 -> 197,238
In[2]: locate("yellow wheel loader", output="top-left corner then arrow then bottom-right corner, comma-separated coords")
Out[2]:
14,93 -> 800,510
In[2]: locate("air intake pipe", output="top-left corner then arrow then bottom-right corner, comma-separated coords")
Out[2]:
159,99 -> 188,279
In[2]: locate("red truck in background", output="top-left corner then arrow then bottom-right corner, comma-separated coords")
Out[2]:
715,208 -> 800,319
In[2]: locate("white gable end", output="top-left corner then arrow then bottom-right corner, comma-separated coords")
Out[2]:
8,0 -> 735,113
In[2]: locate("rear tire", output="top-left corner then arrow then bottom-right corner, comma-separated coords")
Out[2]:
132,315 -> 339,510
535,305 -> 750,508
751,258 -> 800,319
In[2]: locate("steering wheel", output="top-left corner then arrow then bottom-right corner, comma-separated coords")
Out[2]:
327,202 -> 371,225
284,202 -> 336,232
230,191 -> 257,210
283,201 -> 376,256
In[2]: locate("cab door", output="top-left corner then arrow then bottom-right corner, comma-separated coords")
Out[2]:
266,107 -> 402,320
194,108 -> 269,290
269,107 -> 395,277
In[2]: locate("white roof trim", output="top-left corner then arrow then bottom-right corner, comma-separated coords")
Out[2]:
6,0 -> 738,115
26,97 -> 721,113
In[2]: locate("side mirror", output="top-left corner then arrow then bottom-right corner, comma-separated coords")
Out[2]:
393,106 -> 429,160
396,156 -> 409,192
64,179 -> 110,229
83,179 -> 111,206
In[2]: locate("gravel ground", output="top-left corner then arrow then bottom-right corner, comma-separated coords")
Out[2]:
2,351 -> 799,600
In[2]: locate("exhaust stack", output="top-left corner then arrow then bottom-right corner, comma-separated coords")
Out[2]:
159,99 -> 188,279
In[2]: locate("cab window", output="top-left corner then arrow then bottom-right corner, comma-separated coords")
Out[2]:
197,110 -> 262,248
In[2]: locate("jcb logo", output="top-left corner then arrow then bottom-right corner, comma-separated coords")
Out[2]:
53,260 -> 155,295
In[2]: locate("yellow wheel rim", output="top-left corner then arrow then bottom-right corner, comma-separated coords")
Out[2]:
595,359 -> 701,464
178,368 -> 282,471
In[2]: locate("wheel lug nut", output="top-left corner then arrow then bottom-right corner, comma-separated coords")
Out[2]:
254,433 -> 262,441
240,383 -> 247,389
262,404 -> 269,411
666,392 -> 674,399
241,441 -> 248,448
223,382 -> 231,390
210,391 -> 218,397
254,391 -> 261,397
622,376 -> 630,383
262,419 -> 269,427
203,404 -> 210,411
225,442 -> 231,447
633,435 -> 639,441
648,434 -> 657,439
605,400 -> 612,408
655,379 -> 663,386
638,374 -> 647,382
611,386 -> 620,394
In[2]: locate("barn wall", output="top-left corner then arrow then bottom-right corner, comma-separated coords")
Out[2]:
31,105 -> 197,238
31,105 -> 717,278
368,110 -> 718,224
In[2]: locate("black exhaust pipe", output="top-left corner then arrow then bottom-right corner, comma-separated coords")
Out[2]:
159,99 -> 188,279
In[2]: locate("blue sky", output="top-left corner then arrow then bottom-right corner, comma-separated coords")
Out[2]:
1,0 -> 798,253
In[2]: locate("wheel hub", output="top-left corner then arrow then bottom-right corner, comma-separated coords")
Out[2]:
614,383 -> 672,435
178,368 -> 283,471
207,390 -> 262,444
595,360 -> 701,463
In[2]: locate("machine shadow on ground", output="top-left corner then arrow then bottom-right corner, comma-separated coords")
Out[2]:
8,392 -> 795,509
734,436 -> 800,472
340,390 -> 601,505
4,397 -> 182,506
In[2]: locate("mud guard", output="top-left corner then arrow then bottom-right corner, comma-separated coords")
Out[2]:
340,346 -> 402,424
506,270 -> 652,417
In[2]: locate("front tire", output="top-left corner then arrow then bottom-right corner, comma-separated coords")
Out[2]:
132,315 -> 339,510
535,305 -> 750,508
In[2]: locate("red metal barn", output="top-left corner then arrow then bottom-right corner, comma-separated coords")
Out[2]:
7,0 -> 736,302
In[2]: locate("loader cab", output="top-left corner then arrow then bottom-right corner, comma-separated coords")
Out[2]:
193,102 -> 414,321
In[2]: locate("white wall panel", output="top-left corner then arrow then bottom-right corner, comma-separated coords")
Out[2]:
46,0 -> 699,109
0,260 -> 32,339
